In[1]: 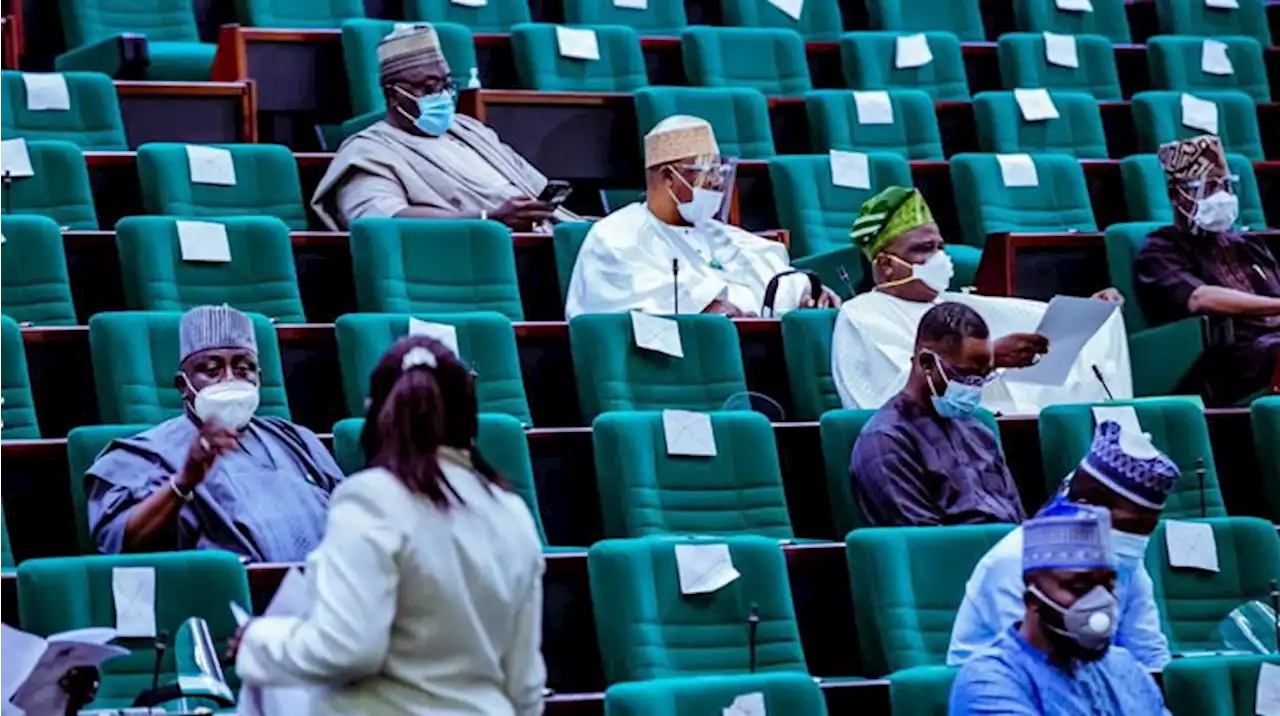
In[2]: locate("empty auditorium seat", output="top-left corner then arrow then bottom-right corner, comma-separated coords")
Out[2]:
1131,90 -> 1264,161
948,152 -> 1097,247
972,90 -> 1109,158
1251,397 -> 1280,523
1011,0 -> 1131,43
403,0 -> 532,32
115,215 -> 307,323
553,221 -> 592,303
804,89 -> 944,159
237,0 -> 365,28
839,32 -> 971,102
1146,36 -> 1270,103
588,534 -> 808,683
719,0 -> 844,41
1119,153 -> 1267,229
0,71 -> 127,150
1,314 -> 39,439
137,143 -> 308,230
592,410 -> 795,539
569,313 -> 749,420
1153,0 -> 1271,46
605,672 -> 828,715
342,19 -> 477,128
846,524 -> 1014,675
1038,399 -> 1227,519
0,139 -> 99,229
1165,654 -> 1280,716
88,310 -> 290,424
888,665 -> 960,716
1,215 -> 78,326
865,0 -> 986,41
511,23 -> 648,92
634,87 -> 776,159
563,0 -> 688,36
349,218 -> 523,319
996,33 -> 1122,101
67,424 -> 151,554
781,309 -> 841,422
680,26 -> 811,99
56,0 -> 216,80
334,312 -> 532,424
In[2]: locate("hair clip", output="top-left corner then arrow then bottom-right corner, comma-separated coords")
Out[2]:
401,346 -> 437,372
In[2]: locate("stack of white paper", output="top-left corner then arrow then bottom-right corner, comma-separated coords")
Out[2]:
3,625 -> 128,715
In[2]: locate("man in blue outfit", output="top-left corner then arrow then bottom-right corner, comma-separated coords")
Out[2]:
949,500 -> 1170,715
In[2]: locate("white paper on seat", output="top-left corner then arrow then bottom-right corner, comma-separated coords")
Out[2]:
5,625 -> 127,716
614,0 -> 648,8
177,220 -> 231,263
556,26 -> 601,61
1180,93 -> 1219,135
229,601 -> 251,628
853,90 -> 894,125
1091,405 -> 1143,436
895,33 -> 933,69
724,691 -> 767,716
1055,0 -> 1093,11
1256,663 -> 1280,716
112,566 -> 157,638
1165,520 -> 1220,572
1043,31 -> 1079,69
663,409 -> 717,457
186,145 -> 237,186
22,73 -> 71,111
1004,296 -> 1117,386
631,311 -> 683,358
1,138 -> 35,178
996,153 -> 1039,188
393,21 -> 428,31
408,317 -> 460,356
1204,0 -> 1238,8
768,0 -> 804,21
1200,39 -> 1233,76
451,0 -> 487,6
829,150 -> 871,190
1014,88 -> 1060,121
674,543 -> 740,594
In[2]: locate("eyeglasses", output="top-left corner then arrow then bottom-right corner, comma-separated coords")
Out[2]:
391,78 -> 457,99
668,160 -> 732,190
1178,174 -> 1240,196
924,350 -> 998,388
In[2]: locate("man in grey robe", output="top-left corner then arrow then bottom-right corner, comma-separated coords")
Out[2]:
85,305 -> 344,563
312,24 -> 579,231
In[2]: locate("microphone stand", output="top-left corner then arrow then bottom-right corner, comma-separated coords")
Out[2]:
1195,457 -> 1206,519
672,259 -> 680,315
3,170 -> 12,215
1091,364 -> 1115,401
748,602 -> 760,674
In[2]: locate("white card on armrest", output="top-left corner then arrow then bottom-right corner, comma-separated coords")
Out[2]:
1256,663 -> 1280,716
1204,0 -> 1238,9
177,220 -> 231,263
895,33 -> 933,69
1055,0 -> 1093,11
451,0 -> 487,6
1200,39 -> 1233,76
1181,93 -> 1219,135
112,566 -> 157,637
674,543 -> 739,594
1165,520 -> 1220,572
186,145 -> 237,186
22,73 -> 70,111
724,692 -> 766,716
996,153 -> 1039,187
1091,405 -> 1143,436
631,311 -> 683,358
1043,32 -> 1079,69
1014,88 -> 1060,121
556,26 -> 601,61
408,317 -> 460,356
1,138 -> 34,178
768,0 -> 804,21
853,90 -> 894,125
663,409 -> 717,457
614,0 -> 648,7
829,150 -> 871,189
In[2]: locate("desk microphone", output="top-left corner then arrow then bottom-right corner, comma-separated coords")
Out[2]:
1091,364 -> 1114,401
837,266 -> 855,299
747,602 -> 760,674
1196,457 -> 1206,519
672,258 -> 680,314
3,170 -> 12,215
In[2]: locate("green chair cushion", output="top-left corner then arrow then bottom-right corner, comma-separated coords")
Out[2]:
1,314 -> 39,439
1153,0 -> 1271,46
562,0 -> 688,35
605,672 -> 828,715
0,71 -> 128,150
403,0 -> 531,32
1010,0 -> 1131,43
634,86 -> 775,159
996,32 -> 1122,101
719,0 -> 844,41
137,142 -> 307,230
948,152 -> 1097,248
840,31 -> 971,102
237,0 -> 365,28
866,0 -> 985,41
511,23 -> 648,92
1,215 -> 78,326
0,139 -> 99,229
67,424 -> 153,554
1164,654 -> 1280,716
804,88 -> 944,160
1131,90 -> 1264,161
681,26 -> 812,99
1147,35 -> 1270,103
972,90 -> 1108,159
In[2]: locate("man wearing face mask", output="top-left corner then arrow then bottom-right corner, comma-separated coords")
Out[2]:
850,302 -> 1026,527
312,25 -> 581,231
948,420 -> 1178,669
831,186 -> 1132,413
564,115 -> 840,318
1135,134 -> 1280,405
84,305 -> 344,562
949,499 -> 1170,715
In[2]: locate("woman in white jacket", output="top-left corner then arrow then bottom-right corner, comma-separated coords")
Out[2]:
233,335 -> 547,715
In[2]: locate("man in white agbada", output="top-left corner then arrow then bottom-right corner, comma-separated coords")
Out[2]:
832,186 -> 1133,414
564,115 -> 840,318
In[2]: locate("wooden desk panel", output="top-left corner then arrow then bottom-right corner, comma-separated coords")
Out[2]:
115,80 -> 257,145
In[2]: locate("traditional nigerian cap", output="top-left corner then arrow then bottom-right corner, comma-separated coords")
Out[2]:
644,115 -> 719,169
1078,420 -> 1180,510
850,186 -> 935,260
1023,498 -> 1115,574
179,304 -> 257,363
1157,134 -> 1228,182
378,24 -> 444,84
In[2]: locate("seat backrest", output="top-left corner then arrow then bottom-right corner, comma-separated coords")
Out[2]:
718,0 -> 844,41
0,71 -> 127,150
1146,517 -> 1280,655
1131,90 -> 1264,161
115,215 -> 306,322
137,142 -> 307,230
634,86 -> 776,159
948,152 -> 1097,248
342,19 -> 477,117
403,0 -> 531,32
16,551 -> 250,708
67,424 -> 152,554
1164,654 -> 1280,716
605,672 -> 828,715
88,310 -> 290,424
237,0 -> 365,28
780,308 -> 841,422
1251,397 -> 1280,524
592,410 -> 794,539
349,218 -> 524,320
1,215 -> 78,326
568,313 -> 749,420
1038,399 -> 1227,519
847,523 -> 1015,675
562,0 -> 688,35
972,90 -> 1108,158
888,665 -> 961,716
1153,0 -> 1271,46
996,33 -> 1121,101
1119,153 -> 1266,230
58,0 -> 203,46
511,23 -> 648,92
680,26 -> 811,99
334,311 -> 532,424
588,535 -> 808,683
0,139 -> 99,229
804,88 -> 942,160
1147,36 -> 1270,103
839,32 -> 971,102
1011,0 -> 1130,42
1101,221 -> 1165,332
553,220 -> 593,303
865,0 -> 986,41
1,314 -> 39,439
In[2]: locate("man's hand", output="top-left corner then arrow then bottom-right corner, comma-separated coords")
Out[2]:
993,333 -> 1050,369
705,299 -> 754,317
489,196 -> 554,231
800,287 -> 843,309
1091,287 -> 1125,305
177,423 -> 239,492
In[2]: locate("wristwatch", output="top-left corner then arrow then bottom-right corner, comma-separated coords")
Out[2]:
169,476 -> 195,503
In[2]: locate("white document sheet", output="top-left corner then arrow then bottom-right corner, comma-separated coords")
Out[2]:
451,0 -> 487,6
996,153 -> 1039,188
556,26 -> 601,61
1165,520 -> 1220,572
22,73 -> 71,111
408,317 -> 460,356
829,150 -> 871,189
1014,88 -> 1060,121
614,0 -> 648,7
186,145 -> 237,186
895,34 -> 933,69
1004,296 -> 1118,386
1200,39 -> 1233,76
5,625 -> 127,716
1,138 -> 35,178
674,543 -> 740,594
112,566 -> 158,638
1055,0 -> 1093,11
1181,93 -> 1220,135
1204,0 -> 1238,9
632,311 -> 684,358
1043,32 -> 1079,68
768,0 -> 804,21
853,90 -> 894,125
663,409 -> 717,457
177,220 -> 231,263
1256,662 -> 1280,716
724,691 -> 767,716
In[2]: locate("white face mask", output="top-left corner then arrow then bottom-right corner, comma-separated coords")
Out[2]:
186,376 -> 260,430
885,250 -> 955,293
1110,529 -> 1150,566
1191,190 -> 1239,233
673,186 -> 725,225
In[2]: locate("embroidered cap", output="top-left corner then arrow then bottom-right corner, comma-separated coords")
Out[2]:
1023,498 -> 1115,574
379,24 -> 445,84
644,115 -> 720,168
1157,134 -> 1228,182
179,304 -> 257,363
1078,420 -> 1180,510
850,186 -> 935,260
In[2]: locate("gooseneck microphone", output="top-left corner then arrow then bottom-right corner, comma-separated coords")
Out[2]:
748,602 -> 760,674
1091,364 -> 1115,401
672,258 -> 680,315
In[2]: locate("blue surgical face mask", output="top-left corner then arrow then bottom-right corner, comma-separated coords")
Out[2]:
395,86 -> 455,137
922,350 -> 984,419
1110,529 -> 1150,568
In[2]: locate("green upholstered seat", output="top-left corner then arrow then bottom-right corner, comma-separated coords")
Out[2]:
846,524 -> 1015,676
349,218 -> 523,320
1147,36 -> 1270,103
334,312 -> 532,424
804,88 -> 944,159
115,215 -> 306,323
16,551 -> 250,710
948,152 -> 1097,248
997,33 -> 1122,101
1,315 -> 39,439
972,90 -> 1109,158
563,0 -> 688,35
342,19 -> 477,119
781,309 -> 841,422
865,0 -> 986,41
568,313 -> 749,420
1145,517 -> 1280,655
592,410 -> 794,539
605,672 -> 828,715
137,143 -> 307,230
1131,90 -> 1263,161
0,139 -> 99,229
1011,0 -> 1131,42
588,534 -> 808,683
403,0 -> 531,32
237,0 -> 365,28
56,0 -> 215,80
1038,399 -> 1226,519
1119,154 -> 1266,229
0,71 -> 127,150
553,221 -> 593,304
719,0 -> 844,41
889,665 -> 960,716
1251,396 -> 1280,523
839,32 -> 971,102
88,310 -> 290,424
1165,654 -> 1280,716
634,86 -> 775,159
67,424 -> 151,554
1153,0 -> 1271,46
511,23 -> 647,92
1,215 -> 78,326
680,26 -> 811,99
